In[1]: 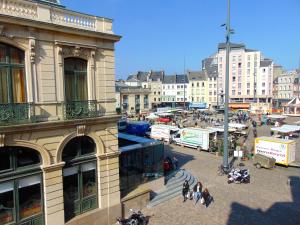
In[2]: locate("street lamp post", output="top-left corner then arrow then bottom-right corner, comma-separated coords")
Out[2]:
183,76 -> 186,110
223,0 -> 231,170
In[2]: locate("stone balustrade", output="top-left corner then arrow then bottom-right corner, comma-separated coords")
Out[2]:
0,0 -> 113,34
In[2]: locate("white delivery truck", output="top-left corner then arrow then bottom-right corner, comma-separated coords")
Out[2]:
173,128 -> 216,151
150,125 -> 180,143
254,136 -> 296,166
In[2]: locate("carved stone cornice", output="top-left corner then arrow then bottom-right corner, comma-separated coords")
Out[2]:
58,45 -> 91,58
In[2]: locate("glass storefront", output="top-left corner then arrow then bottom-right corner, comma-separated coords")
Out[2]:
119,133 -> 164,197
0,147 -> 43,225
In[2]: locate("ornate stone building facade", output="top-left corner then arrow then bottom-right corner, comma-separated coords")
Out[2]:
0,1 -> 121,225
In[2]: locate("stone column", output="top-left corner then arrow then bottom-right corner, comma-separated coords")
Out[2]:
97,152 -> 121,224
42,162 -> 65,225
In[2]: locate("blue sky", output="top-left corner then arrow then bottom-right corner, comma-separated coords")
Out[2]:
61,0 -> 300,79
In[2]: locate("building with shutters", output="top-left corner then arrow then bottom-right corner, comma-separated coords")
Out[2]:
0,1 -> 121,225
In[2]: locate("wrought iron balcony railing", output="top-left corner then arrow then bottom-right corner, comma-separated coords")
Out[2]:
62,100 -> 102,120
0,103 -> 34,125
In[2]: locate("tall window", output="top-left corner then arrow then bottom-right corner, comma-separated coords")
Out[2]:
0,147 -> 43,225
64,58 -> 88,101
62,136 -> 97,222
0,43 -> 26,104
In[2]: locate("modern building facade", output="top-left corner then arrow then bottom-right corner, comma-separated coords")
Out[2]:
215,43 -> 274,104
0,1 -> 121,225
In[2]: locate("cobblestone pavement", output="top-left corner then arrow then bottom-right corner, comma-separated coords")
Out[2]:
143,119 -> 300,225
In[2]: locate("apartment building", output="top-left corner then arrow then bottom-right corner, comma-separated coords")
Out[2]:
273,71 -> 300,107
0,1 -> 121,225
187,71 -> 208,104
126,71 -> 164,109
216,43 -> 273,104
116,80 -> 151,114
162,74 -> 188,108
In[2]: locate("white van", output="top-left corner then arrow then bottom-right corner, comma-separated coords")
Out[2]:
173,128 -> 216,151
150,124 -> 180,143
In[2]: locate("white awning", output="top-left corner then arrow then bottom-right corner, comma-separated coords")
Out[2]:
271,124 -> 300,133
267,115 -> 287,119
228,123 -> 247,129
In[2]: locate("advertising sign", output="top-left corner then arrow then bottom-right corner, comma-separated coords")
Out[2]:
180,128 -> 209,150
255,140 -> 287,164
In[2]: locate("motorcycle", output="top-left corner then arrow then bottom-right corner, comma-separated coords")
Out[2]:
227,168 -> 250,184
116,209 -> 148,225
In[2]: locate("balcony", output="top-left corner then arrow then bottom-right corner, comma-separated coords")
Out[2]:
62,100 -> 103,120
0,0 -> 114,34
0,103 -> 35,125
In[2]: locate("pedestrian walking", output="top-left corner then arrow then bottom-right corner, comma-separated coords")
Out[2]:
182,180 -> 189,202
193,182 -> 202,205
201,188 -> 214,207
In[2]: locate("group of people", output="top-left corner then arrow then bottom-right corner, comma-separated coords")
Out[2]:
182,180 -> 213,208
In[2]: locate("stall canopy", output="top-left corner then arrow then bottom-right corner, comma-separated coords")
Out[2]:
229,103 -> 250,109
146,113 -> 159,120
267,115 -> 287,120
228,123 -> 247,129
189,102 -> 207,109
271,124 -> 300,133
283,97 -> 300,116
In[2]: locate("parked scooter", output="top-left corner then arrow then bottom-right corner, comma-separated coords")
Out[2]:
227,168 -> 250,184
116,209 -> 148,225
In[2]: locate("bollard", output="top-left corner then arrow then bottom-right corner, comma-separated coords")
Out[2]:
287,178 -> 291,186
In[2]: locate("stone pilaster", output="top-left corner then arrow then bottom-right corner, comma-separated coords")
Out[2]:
42,162 -> 65,225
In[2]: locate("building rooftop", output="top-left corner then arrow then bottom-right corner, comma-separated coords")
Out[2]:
149,71 -> 165,81
260,60 -> 273,67
187,71 -> 207,81
202,57 -> 218,77
218,43 -> 245,50
176,74 -> 188,83
163,75 -> 176,84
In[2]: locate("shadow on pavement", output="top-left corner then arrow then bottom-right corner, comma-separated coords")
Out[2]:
164,144 -> 196,168
226,176 -> 300,225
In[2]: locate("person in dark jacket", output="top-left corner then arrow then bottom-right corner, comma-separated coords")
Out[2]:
202,188 -> 213,207
193,181 -> 202,205
182,180 -> 189,202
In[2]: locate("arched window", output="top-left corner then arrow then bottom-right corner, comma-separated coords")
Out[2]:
62,136 -> 97,222
0,43 -> 26,104
64,58 -> 88,101
0,147 -> 43,225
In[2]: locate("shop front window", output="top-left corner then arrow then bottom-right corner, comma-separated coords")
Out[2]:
62,136 -> 98,222
0,147 -> 43,225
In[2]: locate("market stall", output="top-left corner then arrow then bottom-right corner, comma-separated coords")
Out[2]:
282,97 -> 300,116
271,124 -> 300,138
